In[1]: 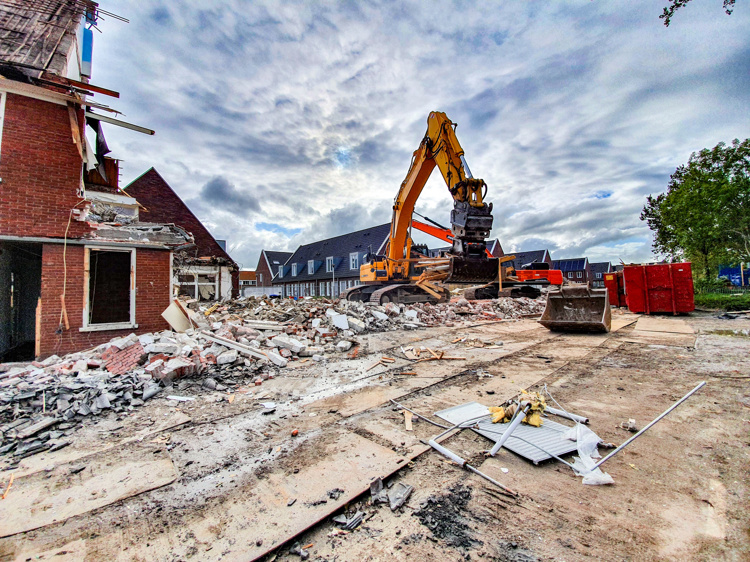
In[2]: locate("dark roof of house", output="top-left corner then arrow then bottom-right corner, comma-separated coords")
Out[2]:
589,262 -> 612,275
124,168 -> 237,265
0,1 -> 90,80
264,251 -> 293,268
506,250 -> 549,271
278,224 -> 391,282
552,258 -> 588,272
487,239 -> 504,257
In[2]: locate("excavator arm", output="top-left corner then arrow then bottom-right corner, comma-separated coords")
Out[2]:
383,111 -> 494,266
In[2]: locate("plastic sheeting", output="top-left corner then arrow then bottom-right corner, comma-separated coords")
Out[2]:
565,423 -> 614,485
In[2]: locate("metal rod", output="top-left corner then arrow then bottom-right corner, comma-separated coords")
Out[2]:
423,438 -> 516,496
465,464 -> 516,497
389,399 -> 450,429
489,403 -> 529,456
546,406 -> 589,424
592,381 -> 706,470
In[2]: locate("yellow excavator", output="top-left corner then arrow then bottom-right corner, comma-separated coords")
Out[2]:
341,111 -> 610,332
340,111 -> 498,304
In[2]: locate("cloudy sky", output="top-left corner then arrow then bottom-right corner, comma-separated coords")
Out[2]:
91,1 -> 749,269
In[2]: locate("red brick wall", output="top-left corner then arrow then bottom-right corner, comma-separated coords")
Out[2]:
256,253 -> 273,287
125,168 -> 239,297
39,244 -> 171,357
125,168 -> 235,262
0,94 -> 89,239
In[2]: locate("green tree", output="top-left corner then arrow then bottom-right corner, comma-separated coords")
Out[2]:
660,0 -> 736,26
641,139 -> 750,279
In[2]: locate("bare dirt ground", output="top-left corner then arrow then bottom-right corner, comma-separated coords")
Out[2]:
1,310 -> 748,562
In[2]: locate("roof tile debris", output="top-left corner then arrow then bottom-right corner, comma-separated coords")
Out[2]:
0,293 -> 544,463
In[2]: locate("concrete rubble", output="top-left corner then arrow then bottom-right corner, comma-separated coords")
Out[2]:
0,294 -> 543,464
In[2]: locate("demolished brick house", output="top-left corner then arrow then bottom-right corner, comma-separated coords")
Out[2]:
0,1 -> 194,361
123,168 -> 240,301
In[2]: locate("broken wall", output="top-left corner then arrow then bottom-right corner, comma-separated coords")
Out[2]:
0,94 -> 89,240
124,168 -> 239,297
38,244 -> 171,357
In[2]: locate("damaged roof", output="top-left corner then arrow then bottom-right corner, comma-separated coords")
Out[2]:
84,222 -> 194,249
124,168 -> 238,266
0,0 -> 93,80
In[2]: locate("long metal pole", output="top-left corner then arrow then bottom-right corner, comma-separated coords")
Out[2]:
592,381 -> 706,470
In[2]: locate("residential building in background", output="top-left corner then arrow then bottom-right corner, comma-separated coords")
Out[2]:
504,249 -> 553,271
255,250 -> 294,288
124,168 -> 239,300
552,257 -> 591,284
589,262 -> 612,288
275,224 -> 390,298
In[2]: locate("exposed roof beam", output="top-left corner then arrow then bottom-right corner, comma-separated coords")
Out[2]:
85,111 -> 154,135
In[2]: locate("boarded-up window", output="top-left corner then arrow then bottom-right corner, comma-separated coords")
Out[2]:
89,250 -> 131,324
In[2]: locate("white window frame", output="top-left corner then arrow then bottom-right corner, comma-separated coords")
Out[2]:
80,246 -> 138,332
577,271 -> 582,278
308,260 -> 315,274
258,273 -> 263,284
292,263 -> 297,277
350,252 -> 359,270
278,265 -> 283,278
596,272 -> 602,279
174,266 -> 220,301
326,256 -> 334,273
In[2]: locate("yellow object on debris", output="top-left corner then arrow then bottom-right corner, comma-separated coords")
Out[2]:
489,390 -> 546,426
489,406 -> 505,423
519,389 -> 546,427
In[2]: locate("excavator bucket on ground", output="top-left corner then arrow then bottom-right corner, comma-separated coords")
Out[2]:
539,285 -> 611,333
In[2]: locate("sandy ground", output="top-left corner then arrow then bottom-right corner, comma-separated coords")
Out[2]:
0,310 -> 748,561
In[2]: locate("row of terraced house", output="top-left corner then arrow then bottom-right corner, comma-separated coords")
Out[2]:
248,231 -> 615,298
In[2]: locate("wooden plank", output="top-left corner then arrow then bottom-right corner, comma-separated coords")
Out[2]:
404,409 -> 413,431
34,297 -> 41,358
42,72 -> 121,98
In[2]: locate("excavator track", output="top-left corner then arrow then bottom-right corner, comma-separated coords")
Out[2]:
368,283 -> 449,305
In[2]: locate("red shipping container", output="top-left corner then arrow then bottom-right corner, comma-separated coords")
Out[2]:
603,271 -> 626,307
623,263 -> 694,314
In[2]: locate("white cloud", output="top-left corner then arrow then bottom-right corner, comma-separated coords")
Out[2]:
96,1 -> 750,267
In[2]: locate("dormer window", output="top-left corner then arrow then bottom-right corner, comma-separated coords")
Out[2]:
278,265 -> 283,278
292,263 -> 297,276
350,252 -> 358,270
308,260 -> 314,274
326,257 -> 334,272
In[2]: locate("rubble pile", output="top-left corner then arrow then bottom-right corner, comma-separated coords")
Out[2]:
196,294 -> 545,335
0,295 -> 544,463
